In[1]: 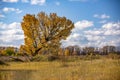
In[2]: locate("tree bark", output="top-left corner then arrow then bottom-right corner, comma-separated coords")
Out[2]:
32,47 -> 42,56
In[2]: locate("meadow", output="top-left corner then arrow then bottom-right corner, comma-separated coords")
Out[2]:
0,55 -> 120,80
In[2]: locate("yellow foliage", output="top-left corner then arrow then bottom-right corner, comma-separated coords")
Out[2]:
64,49 -> 70,56
20,12 -> 74,56
0,50 -> 6,55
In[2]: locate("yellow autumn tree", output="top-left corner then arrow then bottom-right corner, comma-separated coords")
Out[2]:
20,12 -> 74,56
64,48 -> 70,56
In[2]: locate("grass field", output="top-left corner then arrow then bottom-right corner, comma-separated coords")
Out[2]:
0,57 -> 120,80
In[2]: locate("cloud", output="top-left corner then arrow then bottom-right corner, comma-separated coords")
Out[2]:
84,22 -> 120,36
3,7 -> 22,14
87,22 -> 120,47
62,20 -> 94,47
74,20 -> 94,30
104,30 -> 120,36
93,14 -> 110,19
102,22 -> 120,36
31,0 -> 46,5
2,0 -> 18,3
85,35 -> 105,41
62,20 -> 120,47
102,22 -> 120,30
0,22 -> 24,47
98,39 -> 120,48
66,33 -> 81,42
0,14 -> 5,18
84,30 -> 103,36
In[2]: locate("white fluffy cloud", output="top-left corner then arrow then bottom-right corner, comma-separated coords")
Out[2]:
84,30 -> 103,36
84,22 -> 120,36
102,22 -> 120,36
85,35 -> 105,41
84,22 -> 120,47
74,20 -> 93,30
31,0 -> 46,5
66,33 -> 81,41
98,39 -> 120,48
94,14 -> 110,19
62,20 -> 94,47
22,0 -> 46,5
104,30 -> 120,36
62,21 -> 120,47
2,0 -> 18,3
0,22 -> 24,47
3,7 -> 22,14
102,22 -> 120,30
2,0 -> 54,6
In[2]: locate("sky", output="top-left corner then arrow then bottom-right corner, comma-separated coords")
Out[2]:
0,0 -> 120,48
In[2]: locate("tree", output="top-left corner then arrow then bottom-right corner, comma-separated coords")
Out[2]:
64,48 -> 70,56
66,46 -> 74,55
102,46 -> 116,54
20,12 -> 74,56
73,45 -> 80,55
83,47 -> 94,55
58,48 -> 64,56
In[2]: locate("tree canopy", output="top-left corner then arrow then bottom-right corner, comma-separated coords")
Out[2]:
20,12 -> 74,56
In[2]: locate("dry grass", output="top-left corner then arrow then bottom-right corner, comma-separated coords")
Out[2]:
0,58 -> 120,80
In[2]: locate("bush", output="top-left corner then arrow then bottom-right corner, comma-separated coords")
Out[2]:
47,55 -> 59,61
82,54 -> 100,60
31,54 -> 59,61
107,53 -> 120,59
5,49 -> 15,56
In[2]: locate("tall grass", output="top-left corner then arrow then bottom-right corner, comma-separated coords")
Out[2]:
0,57 -> 120,80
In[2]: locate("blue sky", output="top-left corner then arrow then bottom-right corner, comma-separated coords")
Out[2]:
0,0 -> 120,47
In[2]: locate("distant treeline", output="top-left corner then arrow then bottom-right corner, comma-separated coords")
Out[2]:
58,45 -> 120,56
0,46 -> 120,56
